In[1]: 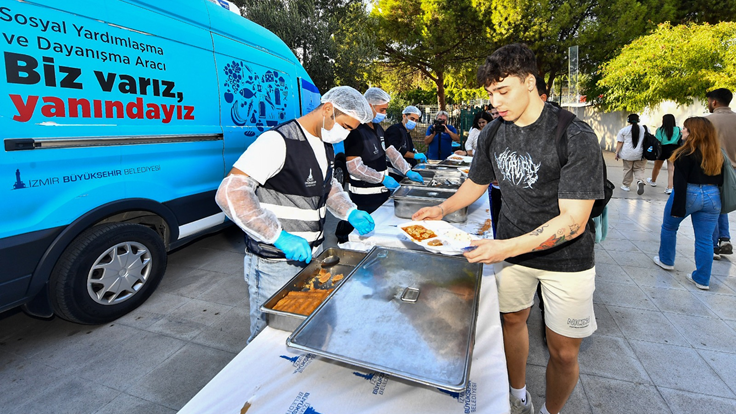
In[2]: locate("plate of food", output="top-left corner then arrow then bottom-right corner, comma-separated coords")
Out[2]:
457,167 -> 470,176
447,154 -> 473,163
398,221 -> 478,255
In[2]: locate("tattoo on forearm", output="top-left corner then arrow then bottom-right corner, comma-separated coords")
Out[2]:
569,223 -> 581,236
527,224 -> 548,237
532,229 -> 567,251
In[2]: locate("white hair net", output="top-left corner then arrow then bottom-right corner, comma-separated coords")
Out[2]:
436,110 -> 449,119
321,86 -> 373,124
402,106 -> 421,116
364,87 -> 391,105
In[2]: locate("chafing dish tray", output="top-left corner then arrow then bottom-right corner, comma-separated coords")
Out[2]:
261,248 -> 368,331
400,170 -> 464,189
413,163 -> 458,172
439,159 -> 472,168
392,186 -> 468,223
399,169 -> 436,187
286,246 -> 483,392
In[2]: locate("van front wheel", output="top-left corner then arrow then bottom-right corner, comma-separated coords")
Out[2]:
49,223 -> 167,324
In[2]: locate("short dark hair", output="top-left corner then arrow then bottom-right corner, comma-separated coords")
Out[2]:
706,88 -> 733,106
477,43 -> 538,87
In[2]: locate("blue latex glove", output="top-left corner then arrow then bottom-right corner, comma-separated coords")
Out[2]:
273,231 -> 312,263
406,171 -> 424,184
348,210 -> 375,235
383,176 -> 400,190
414,153 -> 427,163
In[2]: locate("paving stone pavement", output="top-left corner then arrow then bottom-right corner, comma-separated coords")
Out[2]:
1,152 -> 736,413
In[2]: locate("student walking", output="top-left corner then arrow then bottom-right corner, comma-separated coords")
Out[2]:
653,117 -> 723,290
647,114 -> 682,194
615,114 -> 647,195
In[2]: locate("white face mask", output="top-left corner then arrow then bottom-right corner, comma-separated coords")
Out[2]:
321,109 -> 350,144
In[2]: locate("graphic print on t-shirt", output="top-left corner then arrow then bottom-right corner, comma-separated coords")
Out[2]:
495,148 -> 541,188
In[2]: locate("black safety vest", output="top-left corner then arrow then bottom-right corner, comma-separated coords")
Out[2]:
244,120 -> 334,259
347,123 -> 387,195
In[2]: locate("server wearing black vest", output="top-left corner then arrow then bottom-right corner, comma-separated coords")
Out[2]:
385,105 -> 427,181
335,88 -> 425,243
216,86 -> 376,342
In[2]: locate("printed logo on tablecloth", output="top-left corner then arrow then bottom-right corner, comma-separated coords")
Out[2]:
353,371 -> 390,395
279,354 -> 315,374
286,391 -> 321,414
437,380 -> 477,413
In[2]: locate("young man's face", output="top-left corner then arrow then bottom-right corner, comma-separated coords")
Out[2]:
403,113 -> 419,124
707,98 -> 715,113
485,74 -> 535,123
371,103 -> 389,117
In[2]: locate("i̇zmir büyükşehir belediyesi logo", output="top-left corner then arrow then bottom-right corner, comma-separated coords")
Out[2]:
222,60 -> 289,136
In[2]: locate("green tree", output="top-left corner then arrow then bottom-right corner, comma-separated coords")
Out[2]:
596,22 -> 736,112
237,0 -> 377,91
371,0 -> 489,109
477,0 -> 676,97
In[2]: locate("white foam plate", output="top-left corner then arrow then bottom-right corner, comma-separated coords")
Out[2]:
398,221 -> 479,255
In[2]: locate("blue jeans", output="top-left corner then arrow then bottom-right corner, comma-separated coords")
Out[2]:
712,213 -> 730,248
658,184 -> 721,286
244,251 -> 307,343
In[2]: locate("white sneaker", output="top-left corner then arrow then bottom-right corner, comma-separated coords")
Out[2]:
653,256 -> 674,270
620,185 -> 631,192
664,188 -> 673,194
686,273 -> 709,290
509,391 -> 534,414
647,178 -> 657,187
637,180 -> 645,195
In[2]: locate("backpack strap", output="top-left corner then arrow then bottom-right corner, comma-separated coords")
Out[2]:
554,108 -> 577,167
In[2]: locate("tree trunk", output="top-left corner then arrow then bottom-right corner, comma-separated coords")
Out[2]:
436,71 -> 446,110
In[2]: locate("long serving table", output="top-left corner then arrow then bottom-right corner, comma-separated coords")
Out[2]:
179,192 -> 510,414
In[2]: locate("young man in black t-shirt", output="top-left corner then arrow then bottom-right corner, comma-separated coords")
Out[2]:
413,44 -> 604,414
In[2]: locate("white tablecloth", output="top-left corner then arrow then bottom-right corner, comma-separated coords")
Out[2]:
179,193 -> 510,414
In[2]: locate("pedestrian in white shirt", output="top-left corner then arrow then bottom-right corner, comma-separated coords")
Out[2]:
614,113 -> 647,195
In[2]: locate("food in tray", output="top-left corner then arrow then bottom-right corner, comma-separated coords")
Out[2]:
429,178 -> 462,187
317,268 -> 332,284
273,268 -> 346,315
448,155 -> 464,161
402,224 -> 438,241
427,239 -> 444,246
459,168 -> 470,174
272,290 -> 332,315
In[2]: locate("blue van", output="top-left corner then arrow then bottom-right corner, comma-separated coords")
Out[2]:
0,0 -> 321,323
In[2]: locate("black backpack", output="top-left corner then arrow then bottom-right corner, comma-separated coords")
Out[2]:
642,125 -> 662,161
484,108 -> 613,218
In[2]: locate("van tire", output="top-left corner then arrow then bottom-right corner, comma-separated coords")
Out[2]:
49,223 -> 167,324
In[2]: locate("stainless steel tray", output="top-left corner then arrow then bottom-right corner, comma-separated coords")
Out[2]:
260,248 -> 368,331
439,159 -> 471,168
392,186 -> 468,223
413,163 -> 459,172
286,246 -> 483,392
399,169 -> 436,187
400,170 -> 464,189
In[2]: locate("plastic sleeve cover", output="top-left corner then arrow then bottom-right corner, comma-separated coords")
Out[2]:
386,145 -> 411,174
346,156 -> 384,183
215,175 -> 281,244
326,177 -> 357,220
